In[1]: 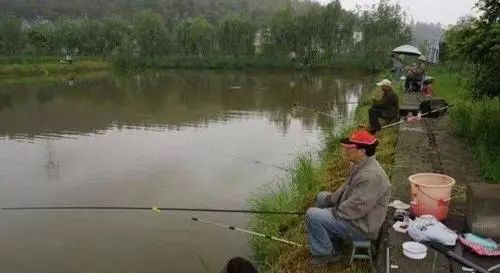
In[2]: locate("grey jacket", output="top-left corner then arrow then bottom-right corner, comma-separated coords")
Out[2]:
330,156 -> 391,239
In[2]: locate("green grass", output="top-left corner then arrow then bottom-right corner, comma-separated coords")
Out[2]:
0,56 -> 110,78
248,86 -> 398,273
113,54 -> 375,72
430,66 -> 500,183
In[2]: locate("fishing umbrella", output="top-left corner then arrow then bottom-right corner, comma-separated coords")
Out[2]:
392,44 -> 422,56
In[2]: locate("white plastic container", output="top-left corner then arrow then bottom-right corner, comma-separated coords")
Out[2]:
402,241 -> 428,260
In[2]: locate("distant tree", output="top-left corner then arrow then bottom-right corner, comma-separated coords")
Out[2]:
101,16 -> 130,54
79,19 -> 106,55
53,19 -> 83,55
264,6 -> 298,56
357,2 -> 412,70
0,15 -> 25,55
294,5 -> 323,63
318,2 -> 344,55
26,23 -> 54,54
217,15 -> 255,56
114,35 -> 139,70
132,11 -> 168,57
176,16 -> 215,56
444,0 -> 500,96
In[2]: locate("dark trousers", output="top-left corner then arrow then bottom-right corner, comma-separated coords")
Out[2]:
369,108 -> 395,131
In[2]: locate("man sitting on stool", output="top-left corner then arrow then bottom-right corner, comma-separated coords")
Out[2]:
305,131 -> 391,268
369,79 -> 399,133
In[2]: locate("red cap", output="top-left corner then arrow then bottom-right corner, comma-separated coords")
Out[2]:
341,130 -> 378,147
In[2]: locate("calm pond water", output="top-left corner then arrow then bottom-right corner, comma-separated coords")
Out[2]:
0,70 -> 370,273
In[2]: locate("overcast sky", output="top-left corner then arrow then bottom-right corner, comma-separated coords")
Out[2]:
316,0 -> 477,25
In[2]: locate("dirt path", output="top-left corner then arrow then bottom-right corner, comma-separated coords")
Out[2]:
381,93 -> 488,273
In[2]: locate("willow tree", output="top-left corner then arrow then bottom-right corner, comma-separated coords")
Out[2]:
0,15 -> 25,55
132,11 -> 168,57
357,2 -> 412,70
176,16 -> 215,56
53,19 -> 83,54
79,19 -> 106,55
26,23 -> 54,54
264,6 -> 298,57
444,0 -> 500,97
101,16 -> 131,54
217,15 -> 255,56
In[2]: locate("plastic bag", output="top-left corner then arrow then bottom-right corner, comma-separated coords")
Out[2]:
408,215 -> 458,246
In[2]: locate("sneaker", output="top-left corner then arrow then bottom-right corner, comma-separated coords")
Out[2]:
310,251 -> 342,268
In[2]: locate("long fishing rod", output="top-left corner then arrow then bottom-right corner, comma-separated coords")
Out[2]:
2,206 -> 305,247
292,103 -> 337,119
149,208 -> 304,247
2,206 -> 305,215
381,105 -> 451,130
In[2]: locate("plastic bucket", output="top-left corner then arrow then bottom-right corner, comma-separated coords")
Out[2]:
409,173 -> 455,220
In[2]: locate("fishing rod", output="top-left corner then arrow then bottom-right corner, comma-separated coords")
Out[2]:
381,105 -> 451,130
1,206 -> 305,247
2,206 -> 305,215
292,101 -> 364,119
427,242 -> 490,273
292,103 -> 337,119
149,208 -> 305,247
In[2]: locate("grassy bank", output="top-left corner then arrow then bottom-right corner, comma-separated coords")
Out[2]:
0,56 -> 110,78
430,66 -> 500,183
248,87 -> 398,273
113,54 -> 376,72
0,55 -> 376,79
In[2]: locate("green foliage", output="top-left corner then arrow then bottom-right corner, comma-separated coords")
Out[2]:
431,67 -> 500,183
263,7 -> 298,56
357,2 -> 412,70
176,16 -> 215,56
0,0 -> 292,22
26,23 -> 54,54
113,36 -> 140,70
0,15 -> 25,55
53,19 -> 83,54
217,15 -> 255,56
101,16 -> 130,54
450,98 -> 500,182
132,11 -> 168,57
261,1 -> 410,69
79,19 -> 106,55
0,1 -> 411,70
443,0 -> 500,97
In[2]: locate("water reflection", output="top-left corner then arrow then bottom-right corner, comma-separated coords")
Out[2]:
0,70 -> 369,140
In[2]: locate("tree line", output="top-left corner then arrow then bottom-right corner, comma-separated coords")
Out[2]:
443,0 -> 499,97
0,0 -> 411,70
